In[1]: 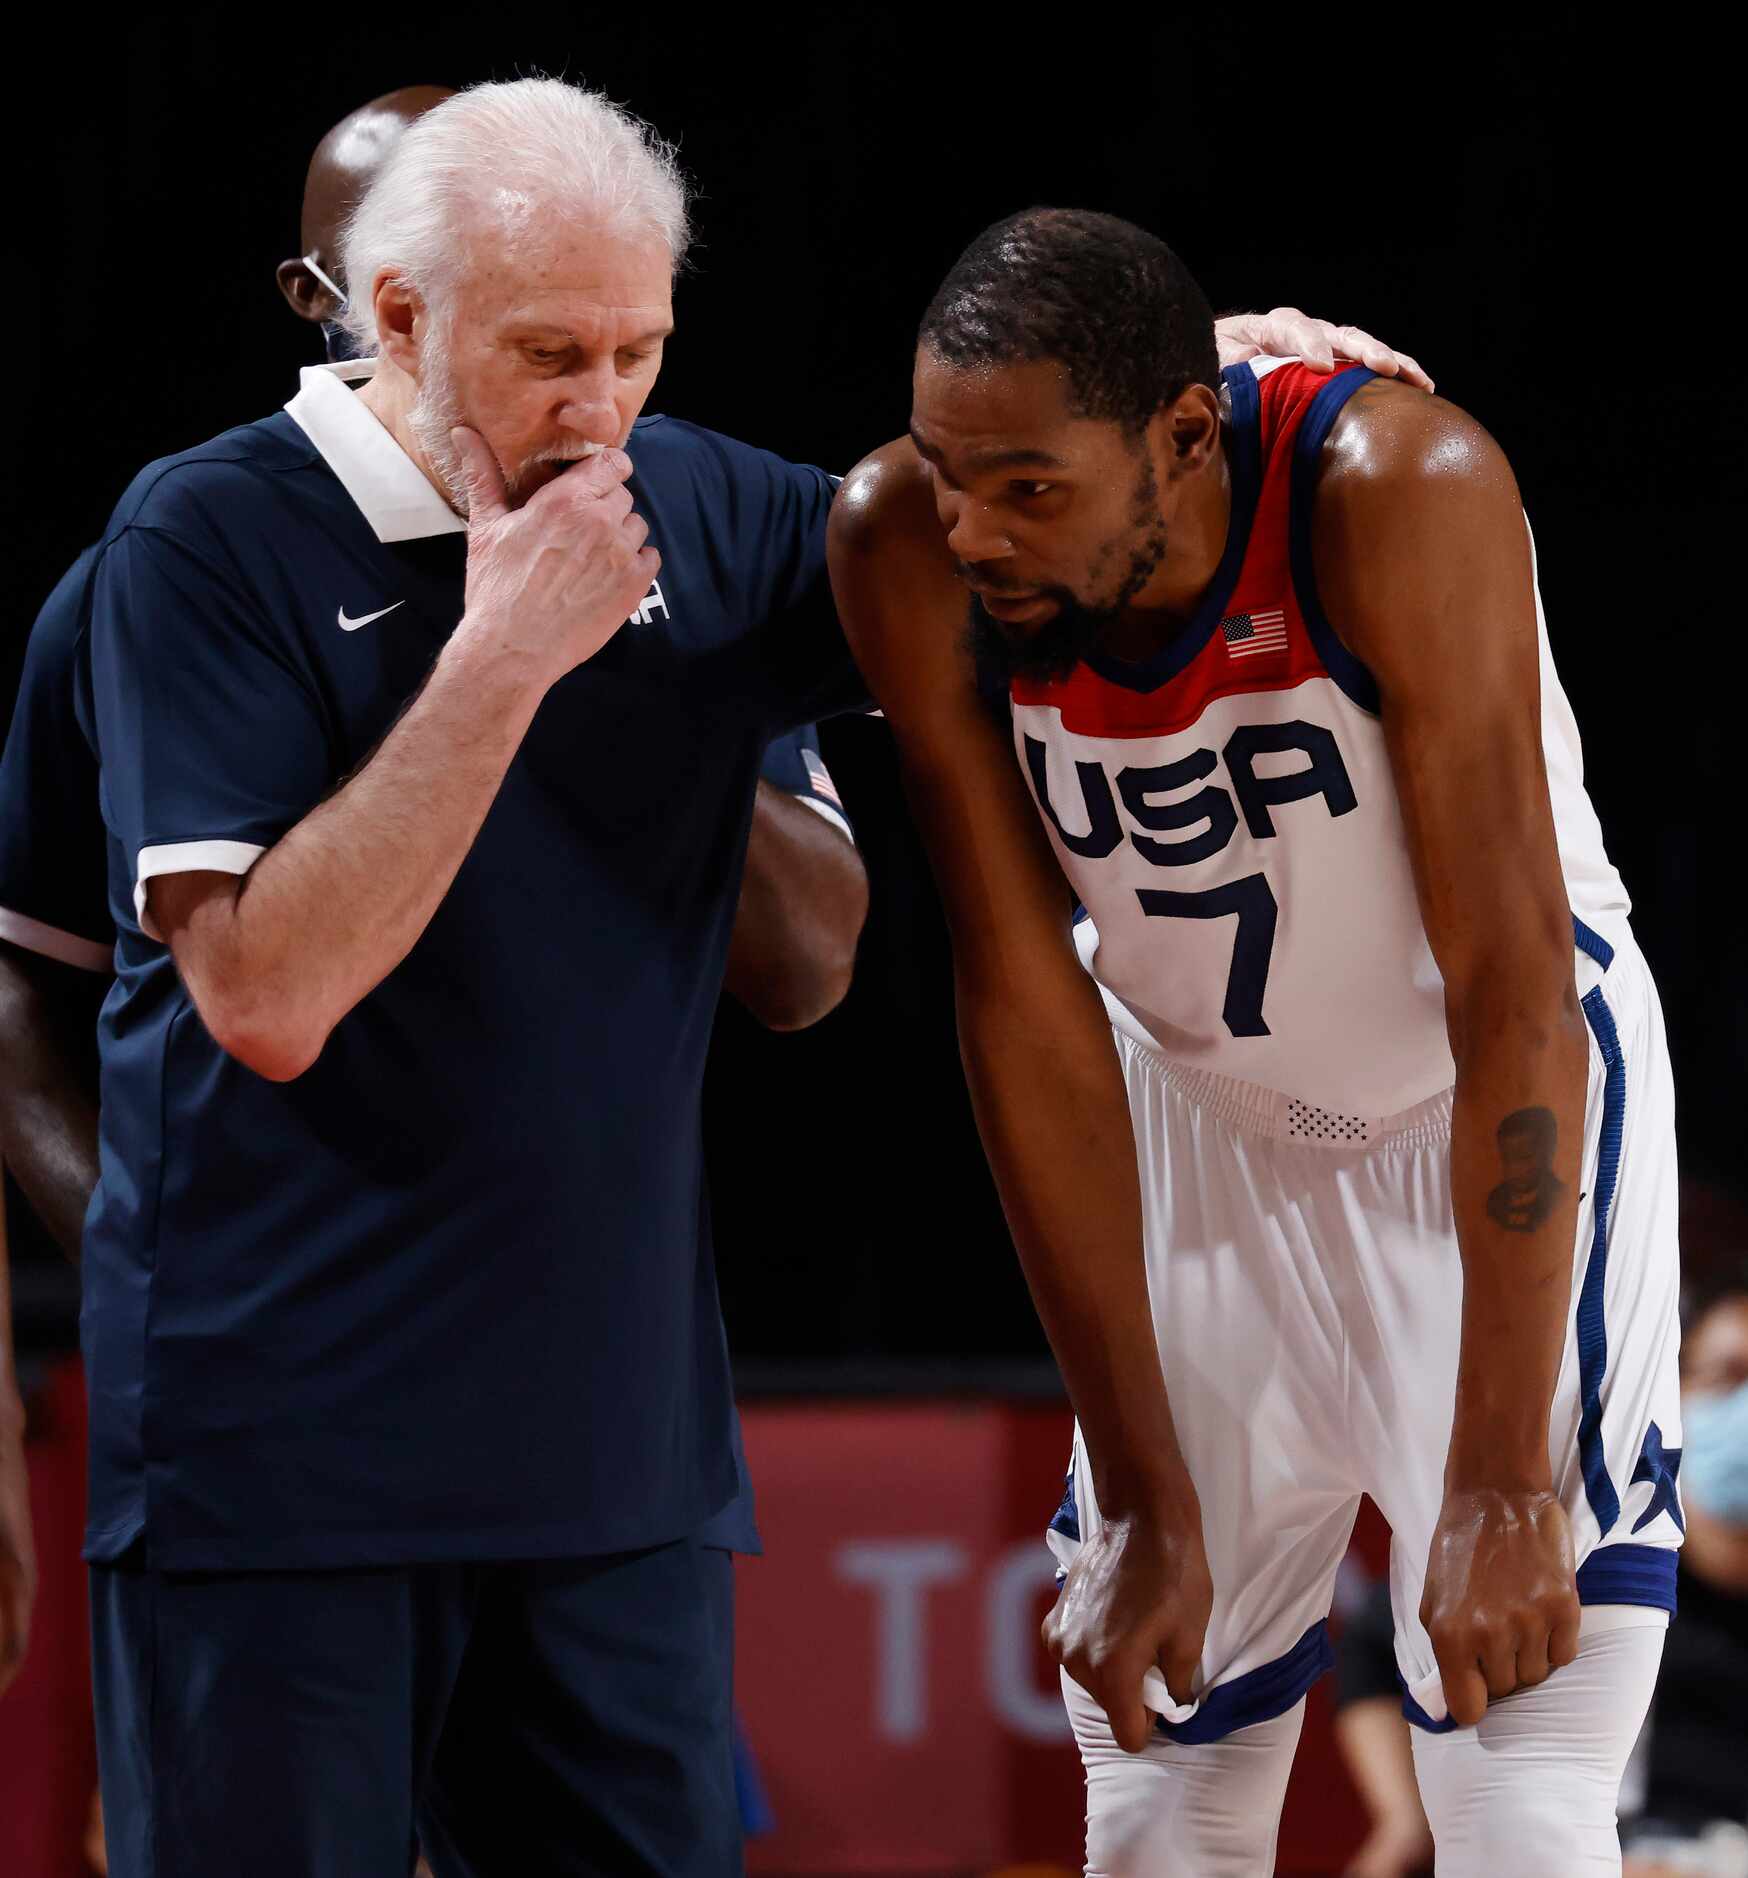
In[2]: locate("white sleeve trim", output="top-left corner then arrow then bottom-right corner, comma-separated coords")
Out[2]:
134,839 -> 267,941
0,905 -> 113,973
796,795 -> 855,844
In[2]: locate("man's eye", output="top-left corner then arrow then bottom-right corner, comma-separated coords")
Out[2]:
617,349 -> 654,370
1013,481 -> 1055,500
526,348 -> 564,365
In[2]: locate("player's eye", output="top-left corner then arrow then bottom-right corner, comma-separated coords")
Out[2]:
1012,481 -> 1055,500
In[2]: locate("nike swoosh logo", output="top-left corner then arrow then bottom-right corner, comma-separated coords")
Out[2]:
337,601 -> 406,632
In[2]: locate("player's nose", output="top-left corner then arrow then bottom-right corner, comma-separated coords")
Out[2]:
944,498 -> 1011,565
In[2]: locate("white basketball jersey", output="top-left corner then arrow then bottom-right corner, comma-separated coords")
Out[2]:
1012,359 -> 1628,1119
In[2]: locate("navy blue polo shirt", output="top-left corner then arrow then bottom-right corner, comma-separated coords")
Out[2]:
62,362 -> 865,1570
0,548 -> 113,973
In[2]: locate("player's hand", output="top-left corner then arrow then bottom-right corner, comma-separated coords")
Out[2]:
1419,1486 -> 1579,1727
1042,1499 -> 1213,1753
0,1398 -> 36,1697
450,427 -> 660,689
1214,308 -> 1434,392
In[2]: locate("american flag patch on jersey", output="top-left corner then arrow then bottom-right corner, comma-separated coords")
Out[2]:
1220,609 -> 1288,658
802,748 -> 843,808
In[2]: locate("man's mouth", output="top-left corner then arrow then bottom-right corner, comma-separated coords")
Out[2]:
972,589 -> 1056,626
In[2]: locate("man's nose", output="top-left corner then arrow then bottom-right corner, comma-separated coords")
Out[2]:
555,366 -> 622,443
941,494 -> 1011,566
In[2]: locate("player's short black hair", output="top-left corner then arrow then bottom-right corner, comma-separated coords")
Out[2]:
917,208 -> 1220,437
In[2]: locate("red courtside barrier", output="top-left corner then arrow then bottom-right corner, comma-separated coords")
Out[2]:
0,1356 -> 98,1878
2,1377 -> 1383,1875
736,1399 -> 1382,1875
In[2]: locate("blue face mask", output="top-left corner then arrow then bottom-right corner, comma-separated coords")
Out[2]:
1683,1379 -> 1748,1525
320,318 -> 366,363
303,252 -> 363,363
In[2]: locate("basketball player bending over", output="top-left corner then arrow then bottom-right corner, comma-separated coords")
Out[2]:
829,211 -> 1681,1875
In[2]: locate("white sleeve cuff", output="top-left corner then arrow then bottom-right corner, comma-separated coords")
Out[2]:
0,905 -> 113,973
795,795 -> 855,843
134,840 -> 266,941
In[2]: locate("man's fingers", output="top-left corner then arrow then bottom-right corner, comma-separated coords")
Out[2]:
1515,1626 -> 1552,1689
563,445 -> 634,495
1104,1681 -> 1153,1755
1271,307 -> 1335,370
1160,1639 -> 1201,1712
1443,1658 -> 1489,1728
1480,1630 -> 1519,1701
450,427 -> 509,524
1548,1601 -> 1581,1671
1338,326 -> 1436,393
1338,325 -> 1395,372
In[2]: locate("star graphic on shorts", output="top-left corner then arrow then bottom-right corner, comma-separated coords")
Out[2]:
1630,1421 -> 1684,1534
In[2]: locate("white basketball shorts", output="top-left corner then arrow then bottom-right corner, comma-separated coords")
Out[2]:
1046,924 -> 1682,1743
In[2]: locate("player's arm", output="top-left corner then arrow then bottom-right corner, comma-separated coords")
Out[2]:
723,779 -> 867,1031
0,1181 -> 37,1696
1316,380 -> 1586,1727
829,444 -> 1210,1751
108,439 -> 654,1083
0,945 -> 103,1261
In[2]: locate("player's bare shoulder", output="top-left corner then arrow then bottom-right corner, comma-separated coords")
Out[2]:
1321,377 -> 1516,504
831,438 -> 954,578
1312,377 -> 1533,680
829,438 -> 968,711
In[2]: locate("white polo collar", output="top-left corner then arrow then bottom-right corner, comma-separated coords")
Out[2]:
283,359 -> 465,544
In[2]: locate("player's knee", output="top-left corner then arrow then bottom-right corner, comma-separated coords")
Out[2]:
1429,1789 -> 1620,1876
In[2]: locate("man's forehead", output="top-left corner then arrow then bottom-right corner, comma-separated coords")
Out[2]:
911,355 -> 1097,466
465,217 -> 668,296
459,231 -> 673,334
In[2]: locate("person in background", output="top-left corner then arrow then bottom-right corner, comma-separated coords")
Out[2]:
1332,1576 -> 1435,1878
0,1188 -> 32,1698
1620,1273 -> 1748,1878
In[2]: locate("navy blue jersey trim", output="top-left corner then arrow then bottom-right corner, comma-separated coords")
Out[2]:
1576,983 -> 1626,1536
1287,367 -> 1382,716
1081,365 -> 1264,695
1048,1463 -> 1081,1545
1573,915 -> 1616,971
1576,1542 -> 1678,1613
1157,1621 -> 1333,1745
1400,1681 -> 1458,1734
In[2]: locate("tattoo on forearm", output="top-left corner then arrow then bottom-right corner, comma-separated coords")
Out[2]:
1486,1106 -> 1565,1232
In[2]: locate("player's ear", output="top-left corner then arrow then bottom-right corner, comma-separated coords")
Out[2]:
1158,384 -> 1221,481
276,258 -> 332,324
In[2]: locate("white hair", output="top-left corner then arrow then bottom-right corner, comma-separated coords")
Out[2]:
337,77 -> 690,359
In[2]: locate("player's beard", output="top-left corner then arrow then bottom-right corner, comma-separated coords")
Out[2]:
967,458 -> 1168,689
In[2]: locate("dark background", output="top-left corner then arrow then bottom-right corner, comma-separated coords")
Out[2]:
4,12 -> 1741,1373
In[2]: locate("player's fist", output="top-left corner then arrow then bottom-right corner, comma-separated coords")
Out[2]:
1420,1486 -> 1580,1728
450,426 -> 659,688
1043,1501 -> 1213,1754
